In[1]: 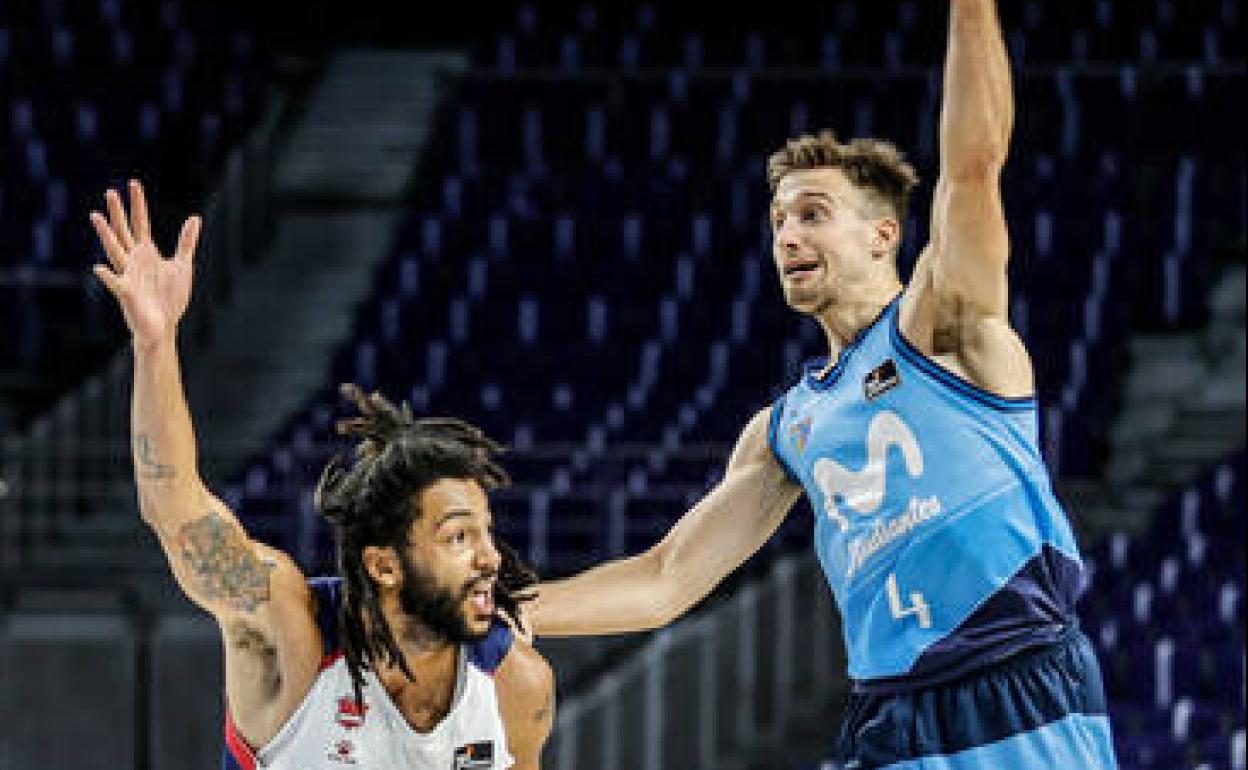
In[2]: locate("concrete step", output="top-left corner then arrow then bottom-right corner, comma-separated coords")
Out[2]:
1109,407 -> 1176,449
1119,485 -> 1166,521
1209,264 -> 1246,321
1123,357 -> 1202,401
1194,378 -> 1246,409
1129,334 -> 1202,363
1170,406 -> 1247,441
274,49 -> 468,202
1149,433 -> 1244,465
188,209 -> 402,479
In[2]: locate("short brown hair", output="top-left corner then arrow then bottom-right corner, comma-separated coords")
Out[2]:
767,129 -> 920,222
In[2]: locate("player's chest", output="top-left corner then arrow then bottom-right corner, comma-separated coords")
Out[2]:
290,686 -> 504,769
782,355 -> 922,480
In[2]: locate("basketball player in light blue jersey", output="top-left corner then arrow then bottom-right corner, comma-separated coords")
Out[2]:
530,0 -> 1119,767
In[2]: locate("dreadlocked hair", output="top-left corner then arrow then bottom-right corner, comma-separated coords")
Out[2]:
314,383 -> 538,708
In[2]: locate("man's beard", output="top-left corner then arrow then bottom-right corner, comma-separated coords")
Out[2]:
396,552 -> 490,645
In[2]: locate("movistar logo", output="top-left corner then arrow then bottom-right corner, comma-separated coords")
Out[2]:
813,411 -> 945,576
812,411 -> 924,530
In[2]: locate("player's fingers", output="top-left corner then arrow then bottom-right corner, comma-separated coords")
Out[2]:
497,606 -> 535,644
90,212 -> 127,272
104,188 -> 135,252
92,263 -> 125,297
339,383 -> 368,411
129,179 -> 151,244
174,215 -> 201,266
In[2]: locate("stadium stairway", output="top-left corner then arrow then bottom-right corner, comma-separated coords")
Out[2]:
187,49 -> 467,482
1061,262 -> 1246,536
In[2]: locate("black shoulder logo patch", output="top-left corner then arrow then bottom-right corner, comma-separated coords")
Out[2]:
454,741 -> 495,769
864,358 -> 901,401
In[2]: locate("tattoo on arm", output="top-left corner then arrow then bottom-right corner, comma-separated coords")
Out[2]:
176,513 -> 274,613
755,465 -> 798,526
534,688 -> 554,725
135,434 -> 176,480
227,621 -> 282,695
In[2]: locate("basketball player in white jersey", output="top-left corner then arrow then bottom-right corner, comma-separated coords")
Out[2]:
90,181 -> 555,769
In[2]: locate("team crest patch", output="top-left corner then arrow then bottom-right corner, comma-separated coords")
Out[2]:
335,696 -> 368,730
327,737 -> 358,765
454,741 -> 495,769
788,415 -> 813,454
864,358 -> 901,401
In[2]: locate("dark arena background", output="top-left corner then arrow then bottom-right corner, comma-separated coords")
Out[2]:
0,1 -> 1244,768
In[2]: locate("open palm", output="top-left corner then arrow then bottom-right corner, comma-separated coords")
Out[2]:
91,180 -> 201,346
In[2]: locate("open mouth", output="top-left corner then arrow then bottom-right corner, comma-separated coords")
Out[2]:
783,259 -> 821,279
466,582 -> 495,616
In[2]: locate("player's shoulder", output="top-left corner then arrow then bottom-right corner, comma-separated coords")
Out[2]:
492,638 -> 556,761
251,541 -> 315,605
494,638 -> 554,702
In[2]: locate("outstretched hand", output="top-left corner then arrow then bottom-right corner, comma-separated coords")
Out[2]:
498,601 -> 536,645
90,180 -> 201,348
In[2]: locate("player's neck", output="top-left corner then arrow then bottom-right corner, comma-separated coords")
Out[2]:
815,280 -> 902,362
373,615 -> 462,729
370,605 -> 460,681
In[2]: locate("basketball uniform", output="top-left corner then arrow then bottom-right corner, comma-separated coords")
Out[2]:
769,294 -> 1119,769
222,577 -> 515,770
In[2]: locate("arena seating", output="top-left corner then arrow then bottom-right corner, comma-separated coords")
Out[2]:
1083,453 -> 1245,770
0,0 -> 274,422
1,0 -> 1241,767
211,4 -> 1243,765
221,0 -> 1244,577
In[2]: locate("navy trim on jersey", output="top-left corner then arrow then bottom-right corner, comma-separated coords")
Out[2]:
767,396 -> 802,483
222,750 -> 251,770
804,293 -> 903,392
889,308 -> 1036,413
853,544 -> 1084,695
803,354 -> 847,390
838,628 -> 1109,769
308,576 -> 344,657
468,623 -> 514,675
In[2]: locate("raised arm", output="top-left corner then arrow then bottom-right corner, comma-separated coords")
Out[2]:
531,407 -> 802,636
902,0 -> 1033,396
923,0 -> 1014,319
91,182 -> 319,747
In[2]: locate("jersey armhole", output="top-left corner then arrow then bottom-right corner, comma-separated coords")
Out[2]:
890,293 -> 1036,413
223,708 -> 259,770
221,577 -> 343,770
308,576 -> 345,664
767,396 -> 802,484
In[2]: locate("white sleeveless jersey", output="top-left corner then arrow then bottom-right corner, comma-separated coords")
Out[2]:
224,577 -> 516,770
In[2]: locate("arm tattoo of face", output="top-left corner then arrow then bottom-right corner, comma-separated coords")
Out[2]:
135,434 -> 176,480
176,513 -> 274,613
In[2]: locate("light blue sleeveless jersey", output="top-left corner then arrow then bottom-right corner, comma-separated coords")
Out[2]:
769,294 -> 1086,693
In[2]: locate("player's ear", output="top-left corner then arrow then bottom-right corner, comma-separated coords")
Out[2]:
870,217 -> 901,259
362,546 -> 401,590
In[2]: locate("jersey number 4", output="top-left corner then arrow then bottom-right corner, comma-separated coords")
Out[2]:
886,573 -> 932,629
